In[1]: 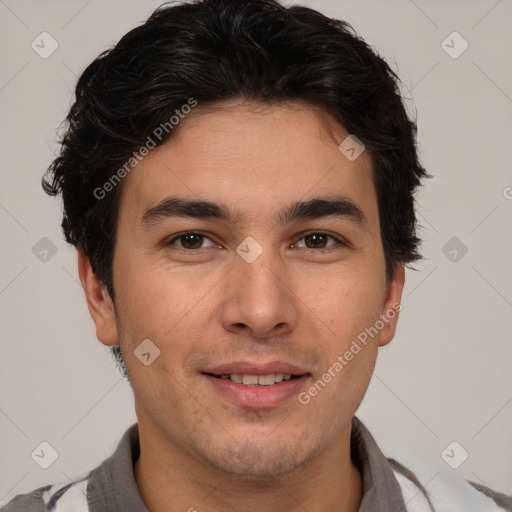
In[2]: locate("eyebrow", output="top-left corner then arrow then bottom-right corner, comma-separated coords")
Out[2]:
141,195 -> 368,230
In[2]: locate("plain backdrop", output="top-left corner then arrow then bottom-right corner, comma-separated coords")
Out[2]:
1,0 -> 511,504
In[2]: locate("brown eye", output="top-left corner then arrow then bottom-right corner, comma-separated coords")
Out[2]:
296,232 -> 343,250
166,232 -> 215,251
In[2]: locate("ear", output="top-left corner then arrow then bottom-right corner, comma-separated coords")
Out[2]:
77,248 -> 119,347
378,263 -> 405,347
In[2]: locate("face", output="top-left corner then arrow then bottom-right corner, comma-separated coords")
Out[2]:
83,100 -> 404,479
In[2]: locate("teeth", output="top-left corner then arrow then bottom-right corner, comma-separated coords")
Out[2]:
257,374 -> 275,386
242,374 -> 259,385
218,373 -> 295,385
230,373 -> 242,384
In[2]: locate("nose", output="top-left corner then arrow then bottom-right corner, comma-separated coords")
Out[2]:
219,246 -> 298,340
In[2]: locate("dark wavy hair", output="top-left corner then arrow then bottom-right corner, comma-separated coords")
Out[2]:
43,0 -> 428,374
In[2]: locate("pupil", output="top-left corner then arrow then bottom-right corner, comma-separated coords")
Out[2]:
306,233 -> 326,249
183,233 -> 202,249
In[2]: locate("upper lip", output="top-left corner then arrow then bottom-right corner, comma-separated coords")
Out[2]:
204,361 -> 309,376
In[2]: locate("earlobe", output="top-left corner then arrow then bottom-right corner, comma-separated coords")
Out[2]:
378,263 -> 405,347
77,248 -> 119,347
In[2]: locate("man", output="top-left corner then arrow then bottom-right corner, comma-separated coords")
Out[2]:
3,0 -> 510,511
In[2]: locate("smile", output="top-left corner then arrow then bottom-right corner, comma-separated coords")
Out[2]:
204,372 -> 309,408
212,373 -> 297,386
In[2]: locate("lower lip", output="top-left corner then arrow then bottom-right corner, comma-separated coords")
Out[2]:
204,374 -> 310,409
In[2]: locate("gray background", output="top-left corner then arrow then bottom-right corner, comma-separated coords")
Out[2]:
1,0 -> 511,504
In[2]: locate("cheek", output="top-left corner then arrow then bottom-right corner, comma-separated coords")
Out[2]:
303,269 -> 385,340
115,263 -> 216,343
116,269 -> 206,408
298,336 -> 377,438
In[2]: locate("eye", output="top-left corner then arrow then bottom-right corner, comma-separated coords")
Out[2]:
165,232 -> 216,251
294,232 -> 345,250
164,230 -> 346,254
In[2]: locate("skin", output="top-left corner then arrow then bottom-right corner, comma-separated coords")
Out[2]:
78,99 -> 405,512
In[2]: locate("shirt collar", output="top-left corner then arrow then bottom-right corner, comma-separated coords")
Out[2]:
87,423 -> 148,512
351,416 -> 407,511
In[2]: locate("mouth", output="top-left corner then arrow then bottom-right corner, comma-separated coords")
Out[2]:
205,372 -> 302,386
202,362 -> 310,408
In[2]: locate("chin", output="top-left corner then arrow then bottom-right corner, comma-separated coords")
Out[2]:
199,435 -> 320,481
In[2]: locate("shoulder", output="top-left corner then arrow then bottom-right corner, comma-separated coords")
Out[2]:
1,424 -> 139,512
1,477 -> 90,512
389,458 -> 512,512
1,485 -> 50,512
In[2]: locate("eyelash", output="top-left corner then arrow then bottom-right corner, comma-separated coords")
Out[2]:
164,231 -> 347,254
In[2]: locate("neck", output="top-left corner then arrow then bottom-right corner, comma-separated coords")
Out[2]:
133,418 -> 363,512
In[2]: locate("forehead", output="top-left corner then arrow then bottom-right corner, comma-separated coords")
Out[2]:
117,100 -> 378,229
